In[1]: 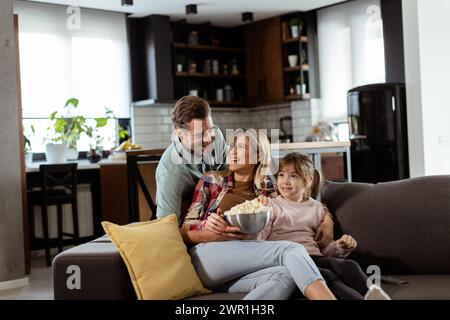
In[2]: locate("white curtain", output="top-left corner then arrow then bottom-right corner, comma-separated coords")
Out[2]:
14,0 -> 131,119
317,0 -> 385,123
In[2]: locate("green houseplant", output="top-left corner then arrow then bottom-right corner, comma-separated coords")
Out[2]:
289,18 -> 304,38
48,98 -> 115,162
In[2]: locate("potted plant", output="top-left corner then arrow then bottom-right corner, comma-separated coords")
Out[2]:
48,98 -> 112,162
49,98 -> 85,161
289,18 -> 304,38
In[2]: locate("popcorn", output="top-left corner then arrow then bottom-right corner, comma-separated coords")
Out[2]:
224,198 -> 269,215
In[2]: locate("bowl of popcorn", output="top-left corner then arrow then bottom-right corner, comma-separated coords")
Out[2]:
224,199 -> 271,234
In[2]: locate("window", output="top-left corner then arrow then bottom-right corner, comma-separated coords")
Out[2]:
317,0 -> 385,123
15,1 -> 131,152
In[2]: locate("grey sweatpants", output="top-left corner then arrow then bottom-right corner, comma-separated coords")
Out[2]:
190,240 -> 323,300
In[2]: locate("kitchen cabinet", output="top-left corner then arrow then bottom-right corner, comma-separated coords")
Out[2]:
245,17 -> 284,104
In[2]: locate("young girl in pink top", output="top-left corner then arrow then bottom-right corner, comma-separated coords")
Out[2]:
259,152 -> 388,300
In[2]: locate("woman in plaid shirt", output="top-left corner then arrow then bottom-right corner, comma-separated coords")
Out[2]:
179,128 -> 336,300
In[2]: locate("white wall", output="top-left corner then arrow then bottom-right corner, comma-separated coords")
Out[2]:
402,0 -> 450,176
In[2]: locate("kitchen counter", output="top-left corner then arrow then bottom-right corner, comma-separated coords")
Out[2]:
271,140 -> 352,183
274,141 -> 351,150
26,159 -> 126,173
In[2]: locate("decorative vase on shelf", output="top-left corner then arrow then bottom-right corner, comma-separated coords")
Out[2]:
189,89 -> 199,96
290,26 -> 299,38
216,88 -> 224,102
288,55 -> 298,67
188,31 -> 199,45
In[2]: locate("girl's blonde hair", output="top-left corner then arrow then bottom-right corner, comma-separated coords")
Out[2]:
278,152 -> 323,200
221,128 -> 272,190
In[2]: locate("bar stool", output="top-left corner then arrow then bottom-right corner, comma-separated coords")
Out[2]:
28,163 -> 79,266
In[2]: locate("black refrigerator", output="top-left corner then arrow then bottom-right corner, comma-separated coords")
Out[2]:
347,83 -> 409,183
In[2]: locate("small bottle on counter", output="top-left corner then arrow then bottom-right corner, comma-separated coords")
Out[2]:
231,59 -> 239,75
223,64 -> 229,75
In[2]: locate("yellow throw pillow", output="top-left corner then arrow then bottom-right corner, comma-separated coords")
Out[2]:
102,214 -> 210,300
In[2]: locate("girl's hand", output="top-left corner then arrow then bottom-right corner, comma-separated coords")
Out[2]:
205,209 -> 241,235
337,234 -> 357,251
256,195 -> 269,206
315,214 -> 334,247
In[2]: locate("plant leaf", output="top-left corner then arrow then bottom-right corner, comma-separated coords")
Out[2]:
65,98 -> 79,108
95,117 -> 107,128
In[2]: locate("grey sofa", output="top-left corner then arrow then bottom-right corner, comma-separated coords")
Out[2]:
53,175 -> 450,299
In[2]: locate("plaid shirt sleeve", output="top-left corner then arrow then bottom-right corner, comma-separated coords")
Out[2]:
258,175 -> 278,198
182,175 -> 210,230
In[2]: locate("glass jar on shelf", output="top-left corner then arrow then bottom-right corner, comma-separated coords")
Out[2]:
188,60 -> 197,73
212,60 -> 219,74
203,59 -> 211,74
188,31 -> 199,45
224,84 -> 234,101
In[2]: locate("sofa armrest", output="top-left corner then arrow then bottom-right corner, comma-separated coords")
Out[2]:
53,241 -> 136,300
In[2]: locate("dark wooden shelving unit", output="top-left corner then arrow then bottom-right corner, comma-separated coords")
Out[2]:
281,13 -> 312,101
175,72 -> 244,79
282,36 -> 308,44
284,64 -> 310,72
285,93 -> 311,101
171,21 -> 246,106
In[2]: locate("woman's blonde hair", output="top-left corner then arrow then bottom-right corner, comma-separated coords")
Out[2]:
221,128 -> 272,190
278,152 -> 323,200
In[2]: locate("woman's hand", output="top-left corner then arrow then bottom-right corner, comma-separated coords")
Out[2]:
337,234 -> 357,251
205,209 -> 241,235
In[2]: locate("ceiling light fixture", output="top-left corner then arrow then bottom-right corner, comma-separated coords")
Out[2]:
186,4 -> 197,15
121,0 -> 133,6
242,12 -> 253,23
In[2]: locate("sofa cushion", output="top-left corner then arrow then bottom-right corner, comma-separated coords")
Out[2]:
383,275 -> 450,299
322,176 -> 450,274
102,214 -> 210,300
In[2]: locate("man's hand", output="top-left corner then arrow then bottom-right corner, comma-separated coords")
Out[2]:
337,234 -> 357,251
315,213 -> 334,247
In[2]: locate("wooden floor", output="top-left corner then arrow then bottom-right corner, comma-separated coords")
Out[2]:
0,256 -> 53,300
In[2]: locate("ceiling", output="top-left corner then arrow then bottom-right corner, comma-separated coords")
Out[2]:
27,0 -> 347,27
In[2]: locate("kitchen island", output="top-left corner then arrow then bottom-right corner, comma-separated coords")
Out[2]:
271,141 -> 352,182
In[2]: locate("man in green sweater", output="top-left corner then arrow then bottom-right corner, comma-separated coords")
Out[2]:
156,96 -> 227,220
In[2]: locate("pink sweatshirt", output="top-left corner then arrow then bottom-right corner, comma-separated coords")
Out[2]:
258,195 -> 351,258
